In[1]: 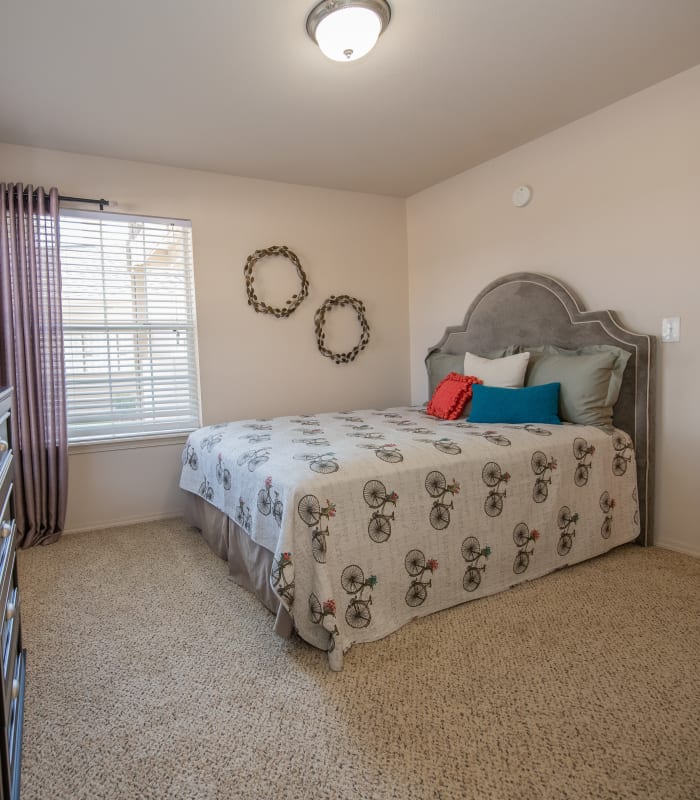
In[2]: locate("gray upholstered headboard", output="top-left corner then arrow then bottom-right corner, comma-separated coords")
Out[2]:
425,272 -> 655,546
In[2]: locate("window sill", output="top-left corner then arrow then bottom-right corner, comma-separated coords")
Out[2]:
69,432 -> 191,455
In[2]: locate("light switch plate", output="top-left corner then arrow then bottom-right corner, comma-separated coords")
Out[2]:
661,317 -> 681,342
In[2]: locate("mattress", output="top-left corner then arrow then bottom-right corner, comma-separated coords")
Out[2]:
179,407 -> 640,669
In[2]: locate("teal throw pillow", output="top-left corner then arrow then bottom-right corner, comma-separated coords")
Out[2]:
468,383 -> 561,425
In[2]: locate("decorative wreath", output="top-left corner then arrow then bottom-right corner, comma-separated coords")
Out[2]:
244,245 -> 309,318
314,295 -> 371,365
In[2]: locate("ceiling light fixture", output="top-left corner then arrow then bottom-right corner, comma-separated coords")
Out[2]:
306,0 -> 391,62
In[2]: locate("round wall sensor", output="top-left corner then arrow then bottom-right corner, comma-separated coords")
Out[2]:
512,185 -> 532,207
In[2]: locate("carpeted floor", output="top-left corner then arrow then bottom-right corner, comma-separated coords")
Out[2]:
16,518 -> 700,800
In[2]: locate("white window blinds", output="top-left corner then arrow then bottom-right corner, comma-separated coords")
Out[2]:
59,210 -> 201,443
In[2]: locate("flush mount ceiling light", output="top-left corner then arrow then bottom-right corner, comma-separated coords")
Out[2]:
306,0 -> 391,62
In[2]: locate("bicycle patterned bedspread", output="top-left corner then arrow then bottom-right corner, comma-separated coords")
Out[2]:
179,407 -> 640,670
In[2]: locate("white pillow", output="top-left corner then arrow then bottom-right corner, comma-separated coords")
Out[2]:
463,351 -> 530,388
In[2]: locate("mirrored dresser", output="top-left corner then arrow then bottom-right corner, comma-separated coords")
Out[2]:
0,388 -> 25,800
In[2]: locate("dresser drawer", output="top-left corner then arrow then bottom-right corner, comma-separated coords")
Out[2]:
0,450 -> 12,532
0,411 -> 10,481
0,578 -> 19,716
0,482 -> 15,630
7,649 -> 24,800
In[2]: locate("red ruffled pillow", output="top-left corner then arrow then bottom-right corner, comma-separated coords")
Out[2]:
426,373 -> 482,420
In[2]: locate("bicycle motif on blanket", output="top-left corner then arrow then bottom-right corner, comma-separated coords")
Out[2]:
182,443 -> 199,470
216,454 -> 232,490
257,476 -> 283,526
308,594 -> 339,651
482,462 -> 510,517
424,471 -> 460,530
239,432 -> 271,443
236,447 -> 271,472
599,491 -> 615,539
612,432 -> 634,476
456,425 -> 511,446
512,522 -> 540,574
340,565 -> 377,629
292,436 -> 331,447
504,424 -> 552,436
293,452 -> 340,474
363,480 -> 399,543
461,536 -> 491,592
236,497 -> 252,529
271,551 -> 294,606
416,438 -> 462,455
476,431 -> 511,446
573,437 -> 595,487
356,443 -> 403,463
198,477 -> 214,501
200,433 -> 224,453
531,451 -> 557,503
298,494 -> 337,563
404,550 -> 438,607
390,418 -> 434,435
556,505 -> 579,556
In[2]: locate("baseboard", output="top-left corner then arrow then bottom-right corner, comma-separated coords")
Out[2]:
654,538 -> 700,559
63,511 -> 184,536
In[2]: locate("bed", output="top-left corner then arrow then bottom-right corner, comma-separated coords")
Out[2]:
179,273 -> 655,670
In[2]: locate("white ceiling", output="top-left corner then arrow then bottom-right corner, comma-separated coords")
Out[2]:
1,0 -> 700,197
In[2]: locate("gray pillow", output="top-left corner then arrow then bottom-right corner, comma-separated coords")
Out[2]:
524,345 -> 630,428
425,348 -> 511,397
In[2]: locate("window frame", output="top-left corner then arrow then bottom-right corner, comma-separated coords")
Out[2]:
59,208 -> 202,445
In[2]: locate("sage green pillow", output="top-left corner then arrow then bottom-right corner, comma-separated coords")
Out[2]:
425,347 -> 512,397
425,352 -> 464,397
525,347 -> 629,428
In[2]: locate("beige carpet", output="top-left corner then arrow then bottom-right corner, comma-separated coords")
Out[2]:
17,519 -> 700,800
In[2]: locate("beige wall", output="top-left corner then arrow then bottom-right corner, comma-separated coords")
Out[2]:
0,144 -> 410,531
406,65 -> 700,557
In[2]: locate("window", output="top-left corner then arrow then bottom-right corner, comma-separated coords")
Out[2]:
59,210 -> 201,443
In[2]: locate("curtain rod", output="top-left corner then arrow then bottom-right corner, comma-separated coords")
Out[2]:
23,188 -> 111,211
59,195 -> 110,211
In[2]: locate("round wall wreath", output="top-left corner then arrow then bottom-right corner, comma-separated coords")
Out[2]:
244,245 -> 309,318
314,295 -> 371,365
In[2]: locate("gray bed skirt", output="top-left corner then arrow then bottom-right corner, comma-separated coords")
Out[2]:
182,492 -> 294,639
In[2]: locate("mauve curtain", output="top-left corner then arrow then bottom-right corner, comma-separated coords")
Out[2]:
0,183 -> 68,546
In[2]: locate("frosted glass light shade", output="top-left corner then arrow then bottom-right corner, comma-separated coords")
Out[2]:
316,7 -> 381,61
306,1 -> 391,63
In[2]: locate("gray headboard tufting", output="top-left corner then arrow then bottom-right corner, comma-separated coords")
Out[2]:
425,272 -> 655,546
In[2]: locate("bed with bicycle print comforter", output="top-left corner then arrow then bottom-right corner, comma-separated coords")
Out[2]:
179,406 -> 640,670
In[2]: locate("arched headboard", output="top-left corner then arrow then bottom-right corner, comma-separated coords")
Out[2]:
425,272 -> 655,546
